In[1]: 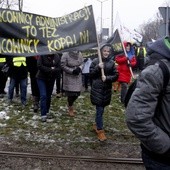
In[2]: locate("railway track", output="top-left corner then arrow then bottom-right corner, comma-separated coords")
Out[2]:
0,150 -> 143,164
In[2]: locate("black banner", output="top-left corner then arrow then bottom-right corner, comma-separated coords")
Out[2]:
0,5 -> 97,57
106,29 -> 123,54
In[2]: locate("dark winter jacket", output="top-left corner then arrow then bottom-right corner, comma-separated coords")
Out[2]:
125,37 -> 170,163
0,55 -> 7,68
36,54 -> 61,81
90,56 -> 118,107
26,56 -> 39,75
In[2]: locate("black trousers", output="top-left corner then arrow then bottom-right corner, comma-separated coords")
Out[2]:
0,70 -> 7,93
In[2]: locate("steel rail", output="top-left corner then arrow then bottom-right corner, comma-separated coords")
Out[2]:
0,151 -> 143,164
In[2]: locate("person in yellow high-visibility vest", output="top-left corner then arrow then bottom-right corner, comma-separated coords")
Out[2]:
136,46 -> 147,71
7,56 -> 28,107
0,55 -> 8,98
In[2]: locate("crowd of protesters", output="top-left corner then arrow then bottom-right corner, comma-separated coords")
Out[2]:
0,42 -> 146,139
2,36 -> 170,169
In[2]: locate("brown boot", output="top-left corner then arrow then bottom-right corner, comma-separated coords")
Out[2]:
97,130 -> 107,141
68,106 -> 75,117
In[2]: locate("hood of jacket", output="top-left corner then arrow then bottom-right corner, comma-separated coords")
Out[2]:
123,41 -> 135,60
146,37 -> 170,59
68,51 -> 80,59
100,43 -> 113,60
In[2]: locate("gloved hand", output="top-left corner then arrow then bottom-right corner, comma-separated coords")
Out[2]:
98,62 -> 104,69
102,75 -> 106,82
72,67 -> 81,75
51,67 -> 56,74
51,67 -> 60,76
127,63 -> 132,67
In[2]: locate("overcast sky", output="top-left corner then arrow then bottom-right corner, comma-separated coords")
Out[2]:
23,0 -> 168,33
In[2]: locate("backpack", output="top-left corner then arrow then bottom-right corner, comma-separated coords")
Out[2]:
124,59 -> 170,108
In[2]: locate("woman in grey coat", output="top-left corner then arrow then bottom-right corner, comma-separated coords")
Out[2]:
61,51 -> 84,117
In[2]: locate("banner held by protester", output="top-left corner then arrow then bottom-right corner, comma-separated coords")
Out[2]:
0,5 -> 97,57
106,29 -> 123,55
106,29 -> 134,78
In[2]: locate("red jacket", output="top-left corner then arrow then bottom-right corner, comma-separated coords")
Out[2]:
115,54 -> 136,83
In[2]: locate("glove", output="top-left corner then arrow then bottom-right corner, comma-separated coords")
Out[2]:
72,67 -> 81,75
102,75 -> 106,82
50,67 -> 57,75
127,63 -> 131,67
98,62 -> 104,69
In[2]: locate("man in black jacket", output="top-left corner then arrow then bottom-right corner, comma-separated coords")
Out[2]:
0,55 -> 8,98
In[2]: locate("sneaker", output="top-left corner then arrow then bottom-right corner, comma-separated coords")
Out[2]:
15,94 -> 19,98
33,105 -> 39,113
61,92 -> 66,97
0,94 -> 4,98
22,102 -> 27,107
22,104 -> 26,109
56,93 -> 61,98
41,116 -> 47,122
47,113 -> 53,119
2,91 -> 7,94
84,89 -> 89,92
8,99 -> 12,105
97,130 -> 107,141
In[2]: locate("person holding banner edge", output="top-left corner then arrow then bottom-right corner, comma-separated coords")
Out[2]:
90,44 -> 119,141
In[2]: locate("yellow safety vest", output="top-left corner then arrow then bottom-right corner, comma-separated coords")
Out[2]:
137,47 -> 147,57
0,58 -> 6,63
13,57 -> 26,67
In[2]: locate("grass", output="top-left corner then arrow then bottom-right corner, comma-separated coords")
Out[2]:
0,89 -> 139,149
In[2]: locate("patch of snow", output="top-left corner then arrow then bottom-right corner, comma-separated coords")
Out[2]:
0,111 -> 10,120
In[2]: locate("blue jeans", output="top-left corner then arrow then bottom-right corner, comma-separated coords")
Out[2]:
95,106 -> 104,130
142,151 -> 170,170
37,78 -> 55,117
8,78 -> 27,105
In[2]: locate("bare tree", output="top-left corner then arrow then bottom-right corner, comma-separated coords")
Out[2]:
0,0 -> 6,8
138,12 -> 163,45
137,1 -> 170,45
0,0 -> 23,11
18,0 -> 23,11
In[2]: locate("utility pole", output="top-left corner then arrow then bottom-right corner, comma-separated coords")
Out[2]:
159,6 -> 170,36
18,0 -> 23,11
111,0 -> 114,35
96,0 -> 109,41
166,6 -> 169,36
